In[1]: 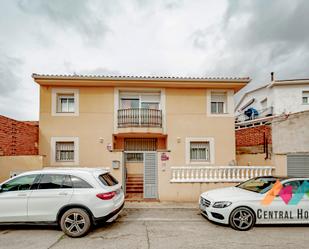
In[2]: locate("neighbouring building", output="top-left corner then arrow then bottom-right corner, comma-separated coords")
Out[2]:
235,75 -> 309,177
235,74 -> 309,127
33,73 -> 274,202
0,115 -> 42,181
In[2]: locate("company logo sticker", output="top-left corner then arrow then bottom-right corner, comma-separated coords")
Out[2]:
262,180 -> 309,206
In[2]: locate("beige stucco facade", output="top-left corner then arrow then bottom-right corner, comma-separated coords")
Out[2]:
35,75 -> 250,201
0,155 -> 43,182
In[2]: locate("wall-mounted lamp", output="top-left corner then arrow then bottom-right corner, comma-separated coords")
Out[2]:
177,137 -> 181,143
99,137 -> 104,143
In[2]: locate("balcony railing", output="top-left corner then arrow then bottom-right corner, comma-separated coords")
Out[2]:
170,166 -> 274,183
235,107 -> 273,123
118,108 -> 162,128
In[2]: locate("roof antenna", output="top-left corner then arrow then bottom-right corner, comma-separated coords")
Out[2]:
271,72 -> 274,81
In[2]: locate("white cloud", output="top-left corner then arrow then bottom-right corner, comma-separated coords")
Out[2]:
0,0 -> 308,120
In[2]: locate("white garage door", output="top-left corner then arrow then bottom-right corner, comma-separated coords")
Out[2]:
287,154 -> 309,177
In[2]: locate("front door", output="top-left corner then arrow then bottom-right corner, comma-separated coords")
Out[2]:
144,152 -> 157,199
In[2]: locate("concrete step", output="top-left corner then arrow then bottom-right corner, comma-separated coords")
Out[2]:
126,190 -> 143,193
127,177 -> 143,181
126,187 -> 143,192
126,182 -> 144,186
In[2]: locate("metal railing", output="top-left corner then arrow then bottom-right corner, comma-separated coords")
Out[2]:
118,108 -> 162,128
235,107 -> 273,123
170,166 -> 274,183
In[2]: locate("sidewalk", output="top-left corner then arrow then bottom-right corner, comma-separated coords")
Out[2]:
124,201 -> 198,209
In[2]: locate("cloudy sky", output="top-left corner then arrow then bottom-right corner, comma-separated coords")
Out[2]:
1,0 -> 309,120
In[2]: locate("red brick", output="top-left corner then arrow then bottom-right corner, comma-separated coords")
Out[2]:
235,125 -> 272,147
0,115 -> 38,156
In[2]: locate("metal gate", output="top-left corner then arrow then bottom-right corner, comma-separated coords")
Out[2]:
287,154 -> 309,177
144,152 -> 157,199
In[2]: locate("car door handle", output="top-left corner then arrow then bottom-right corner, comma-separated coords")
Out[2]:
58,192 -> 68,196
17,193 -> 27,197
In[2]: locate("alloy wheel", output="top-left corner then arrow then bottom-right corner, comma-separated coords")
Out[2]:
60,208 -> 91,237
230,207 -> 255,231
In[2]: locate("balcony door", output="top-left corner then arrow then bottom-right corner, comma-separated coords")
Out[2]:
120,92 -> 160,110
118,92 -> 162,128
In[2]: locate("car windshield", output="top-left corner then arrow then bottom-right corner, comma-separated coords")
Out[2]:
236,177 -> 278,193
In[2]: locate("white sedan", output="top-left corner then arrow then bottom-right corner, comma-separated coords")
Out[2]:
200,176 -> 309,230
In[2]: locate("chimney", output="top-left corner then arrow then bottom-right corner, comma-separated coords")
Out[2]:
271,72 -> 274,81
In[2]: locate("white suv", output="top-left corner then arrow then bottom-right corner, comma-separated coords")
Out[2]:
0,168 -> 125,237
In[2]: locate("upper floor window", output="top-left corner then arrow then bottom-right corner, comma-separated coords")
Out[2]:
52,88 -> 79,116
57,94 -> 75,113
211,92 -> 227,114
302,91 -> 309,105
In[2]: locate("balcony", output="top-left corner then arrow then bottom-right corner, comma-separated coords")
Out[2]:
117,108 -> 162,128
235,106 -> 274,124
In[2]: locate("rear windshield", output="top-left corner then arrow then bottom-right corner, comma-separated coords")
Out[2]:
98,173 -> 118,186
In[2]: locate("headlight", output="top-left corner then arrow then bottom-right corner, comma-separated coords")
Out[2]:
212,201 -> 232,208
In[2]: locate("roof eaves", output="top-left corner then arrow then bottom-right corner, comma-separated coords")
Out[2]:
32,73 -> 251,83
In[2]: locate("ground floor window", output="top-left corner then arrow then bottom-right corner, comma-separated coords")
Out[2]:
125,153 -> 144,162
56,142 -> 75,161
51,137 -> 79,165
186,137 -> 215,165
190,142 -> 210,162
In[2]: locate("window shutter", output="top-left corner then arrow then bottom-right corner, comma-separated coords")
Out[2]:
211,92 -> 226,102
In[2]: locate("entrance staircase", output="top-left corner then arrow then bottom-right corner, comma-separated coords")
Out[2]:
126,174 -> 143,200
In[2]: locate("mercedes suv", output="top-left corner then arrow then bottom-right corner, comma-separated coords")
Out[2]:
0,168 -> 124,237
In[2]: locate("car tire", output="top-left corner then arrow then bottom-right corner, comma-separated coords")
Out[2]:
60,208 -> 92,238
229,207 -> 255,231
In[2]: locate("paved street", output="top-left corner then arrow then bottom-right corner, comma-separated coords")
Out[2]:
0,203 -> 308,249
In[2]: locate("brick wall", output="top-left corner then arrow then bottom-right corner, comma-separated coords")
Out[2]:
0,115 -> 38,156
236,125 -> 272,147
235,125 -> 272,155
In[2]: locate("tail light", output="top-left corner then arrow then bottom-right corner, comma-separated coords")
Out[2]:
96,191 -> 116,200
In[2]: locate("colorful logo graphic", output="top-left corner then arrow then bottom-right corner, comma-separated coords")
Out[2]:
262,180 -> 309,206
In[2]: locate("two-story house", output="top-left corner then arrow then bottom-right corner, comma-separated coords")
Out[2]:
33,74 -> 252,201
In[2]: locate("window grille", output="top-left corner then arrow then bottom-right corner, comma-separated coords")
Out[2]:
190,142 -> 210,161
124,138 -> 157,151
56,142 -> 74,161
125,153 -> 144,162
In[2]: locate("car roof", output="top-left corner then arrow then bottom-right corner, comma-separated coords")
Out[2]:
256,176 -> 309,181
17,167 -> 110,176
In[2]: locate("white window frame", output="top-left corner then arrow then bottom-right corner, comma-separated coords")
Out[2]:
302,91 -> 309,105
52,88 -> 79,116
206,90 -> 234,117
119,92 -> 161,110
114,88 -> 166,133
51,137 -> 79,166
185,137 -> 215,165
